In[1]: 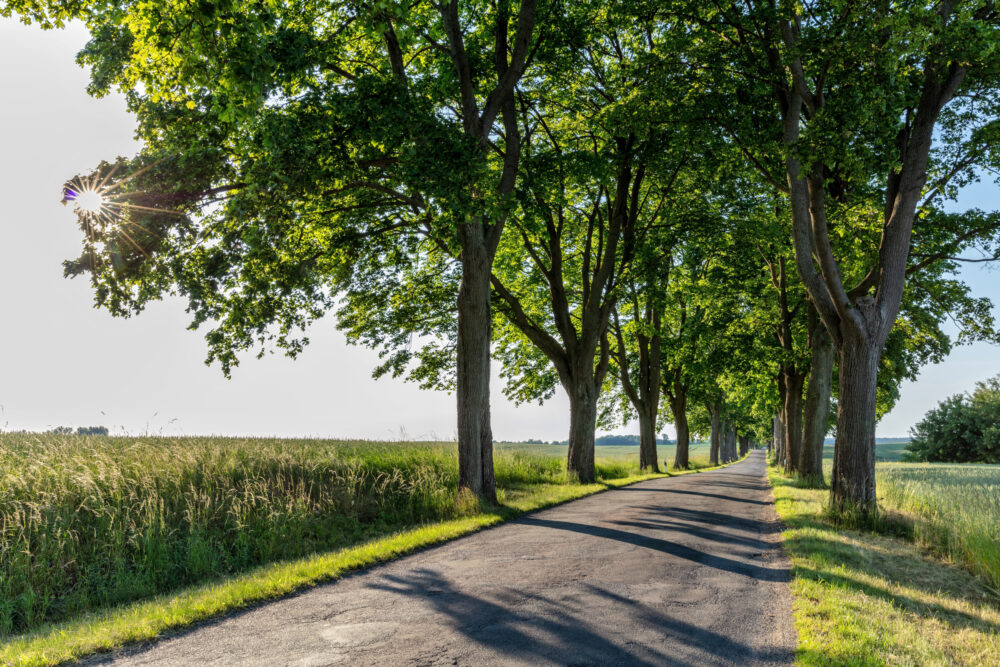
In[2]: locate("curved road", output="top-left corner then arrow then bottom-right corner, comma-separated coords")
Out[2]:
94,450 -> 795,666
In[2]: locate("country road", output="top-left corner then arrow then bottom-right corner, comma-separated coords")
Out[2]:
92,450 -> 796,666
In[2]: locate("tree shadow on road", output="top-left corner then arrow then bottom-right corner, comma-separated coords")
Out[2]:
369,567 -> 791,665
519,517 -> 790,582
613,486 -> 773,505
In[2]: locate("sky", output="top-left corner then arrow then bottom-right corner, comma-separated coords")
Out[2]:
1,18 -> 998,441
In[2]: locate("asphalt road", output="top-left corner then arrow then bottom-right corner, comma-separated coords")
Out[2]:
93,449 -> 796,666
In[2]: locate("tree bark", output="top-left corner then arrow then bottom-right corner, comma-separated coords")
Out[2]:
783,368 -> 805,475
456,230 -> 496,503
638,402 -> 660,472
566,380 -> 598,482
830,328 -> 879,509
739,435 -> 749,457
775,376 -> 787,466
770,416 -> 778,457
709,402 -> 722,466
800,315 -> 834,483
670,388 -> 690,469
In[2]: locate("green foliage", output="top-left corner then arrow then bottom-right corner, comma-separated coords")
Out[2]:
0,433 -> 648,636
905,375 -> 1000,463
0,0 -> 86,28
56,1 -> 552,377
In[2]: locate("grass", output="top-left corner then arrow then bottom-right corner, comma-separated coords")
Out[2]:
876,463 -> 1000,591
770,466 -> 1000,665
0,434 -> 715,666
819,439 -> 911,463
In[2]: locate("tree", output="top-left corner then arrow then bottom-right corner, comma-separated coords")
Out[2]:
677,0 -> 1000,511
486,14 -> 706,480
905,375 -> 1000,463
61,0 -> 557,502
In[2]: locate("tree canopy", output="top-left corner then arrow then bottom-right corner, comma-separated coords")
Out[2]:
31,0 -> 1000,508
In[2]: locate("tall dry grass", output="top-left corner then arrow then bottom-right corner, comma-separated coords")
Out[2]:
0,434 -> 641,635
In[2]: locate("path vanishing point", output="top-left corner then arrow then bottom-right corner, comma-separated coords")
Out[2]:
92,450 -> 796,666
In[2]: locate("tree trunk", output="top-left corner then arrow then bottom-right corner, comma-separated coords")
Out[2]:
831,333 -> 879,510
739,435 -> 749,457
800,322 -> 834,484
775,376 -> 787,466
783,369 -> 805,475
455,232 -> 496,503
727,429 -> 737,462
709,403 -> 722,466
767,415 -> 781,461
670,390 -> 690,469
566,380 -> 598,483
638,402 -> 660,472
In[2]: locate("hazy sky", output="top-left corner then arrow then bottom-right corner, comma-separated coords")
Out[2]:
1,18 -> 998,441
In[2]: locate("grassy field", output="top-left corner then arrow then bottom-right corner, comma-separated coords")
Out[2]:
770,467 -> 1000,665
877,463 -> 1000,590
819,439 -> 911,462
0,433 -> 711,665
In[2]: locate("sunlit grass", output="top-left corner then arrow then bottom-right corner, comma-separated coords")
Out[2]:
0,433 -> 718,665
876,463 -> 1000,590
770,467 -> 1000,666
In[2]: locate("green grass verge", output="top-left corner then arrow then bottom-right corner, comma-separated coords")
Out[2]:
1,456 -> 731,666
769,467 -> 1000,666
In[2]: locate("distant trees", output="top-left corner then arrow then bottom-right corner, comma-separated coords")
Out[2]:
906,376 -> 1000,463
46,426 -> 109,436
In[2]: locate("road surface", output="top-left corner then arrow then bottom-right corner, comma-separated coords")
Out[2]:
92,449 -> 796,666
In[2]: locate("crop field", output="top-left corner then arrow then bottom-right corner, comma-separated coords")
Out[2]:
0,433 -> 678,637
877,462 -> 1000,590
820,439 -> 910,462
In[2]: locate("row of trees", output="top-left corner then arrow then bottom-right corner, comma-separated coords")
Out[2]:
9,0 -> 999,512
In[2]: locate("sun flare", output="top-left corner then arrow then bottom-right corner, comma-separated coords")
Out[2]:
73,189 -> 105,214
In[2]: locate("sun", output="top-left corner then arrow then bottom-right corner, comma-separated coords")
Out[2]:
73,189 -> 106,215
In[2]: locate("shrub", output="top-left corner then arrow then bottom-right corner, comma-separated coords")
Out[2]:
905,376 -> 1000,463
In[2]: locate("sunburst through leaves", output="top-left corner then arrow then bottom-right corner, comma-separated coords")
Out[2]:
62,160 -> 179,265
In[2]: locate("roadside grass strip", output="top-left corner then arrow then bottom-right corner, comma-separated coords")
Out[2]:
1,459 -> 737,666
769,469 -> 1000,666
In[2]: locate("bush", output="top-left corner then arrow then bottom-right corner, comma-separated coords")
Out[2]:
905,376 -> 1000,463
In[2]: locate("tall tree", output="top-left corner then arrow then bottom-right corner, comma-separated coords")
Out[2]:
60,1 -> 560,501
677,0 -> 1000,510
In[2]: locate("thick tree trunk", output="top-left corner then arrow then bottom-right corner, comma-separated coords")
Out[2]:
670,390 -> 690,469
566,380 -> 598,483
727,429 -> 737,462
709,403 -> 722,466
800,324 -> 834,484
783,369 -> 805,475
831,334 -> 879,510
455,233 -> 497,503
638,403 -> 660,472
739,435 -> 749,457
